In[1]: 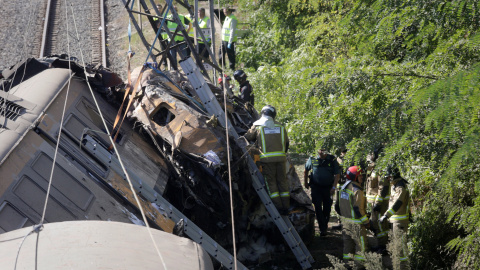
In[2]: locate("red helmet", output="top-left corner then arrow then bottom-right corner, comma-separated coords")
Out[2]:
346,166 -> 363,181
218,75 -> 231,84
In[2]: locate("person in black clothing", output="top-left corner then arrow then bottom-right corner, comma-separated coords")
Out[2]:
233,70 -> 254,105
304,148 -> 340,236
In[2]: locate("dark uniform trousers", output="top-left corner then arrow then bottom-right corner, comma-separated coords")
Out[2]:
219,41 -> 235,70
310,184 -> 332,233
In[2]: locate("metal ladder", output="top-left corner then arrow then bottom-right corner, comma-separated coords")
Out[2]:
81,135 -> 248,270
180,57 -> 314,269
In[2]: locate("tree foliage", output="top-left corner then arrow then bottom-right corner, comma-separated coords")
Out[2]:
236,0 -> 480,268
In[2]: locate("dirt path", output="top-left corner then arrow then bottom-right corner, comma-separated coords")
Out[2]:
249,152 -> 393,270
247,153 -> 343,270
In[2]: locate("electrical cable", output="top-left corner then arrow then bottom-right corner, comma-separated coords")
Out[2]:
218,1 -> 237,269
14,1 -> 73,269
69,1 -> 168,269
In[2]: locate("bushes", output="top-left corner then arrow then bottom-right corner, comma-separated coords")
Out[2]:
236,0 -> 480,268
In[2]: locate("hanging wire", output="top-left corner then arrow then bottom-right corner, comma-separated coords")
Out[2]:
68,1 -> 167,269
128,0 -> 135,55
39,0 -> 73,226
14,1 -> 73,269
218,1 -> 237,269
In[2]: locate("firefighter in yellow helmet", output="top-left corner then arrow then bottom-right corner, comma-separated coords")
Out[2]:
335,165 -> 370,267
379,166 -> 410,269
245,105 -> 290,214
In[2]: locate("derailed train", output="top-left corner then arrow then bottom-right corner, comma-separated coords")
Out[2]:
0,56 -> 314,265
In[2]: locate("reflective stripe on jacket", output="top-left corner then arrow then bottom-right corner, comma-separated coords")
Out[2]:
256,124 -> 287,163
198,16 -> 210,43
385,178 -> 410,223
339,181 -> 369,225
222,14 -> 238,42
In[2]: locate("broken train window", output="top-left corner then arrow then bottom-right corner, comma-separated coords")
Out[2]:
150,104 -> 176,126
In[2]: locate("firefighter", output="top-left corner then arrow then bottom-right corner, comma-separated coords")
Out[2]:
366,150 -> 390,253
379,166 -> 410,269
233,70 -> 253,105
218,75 -> 234,98
336,166 -> 369,267
244,105 -> 290,214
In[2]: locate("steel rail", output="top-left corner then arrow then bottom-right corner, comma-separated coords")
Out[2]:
100,0 -> 107,67
39,0 -> 106,67
39,0 -> 53,58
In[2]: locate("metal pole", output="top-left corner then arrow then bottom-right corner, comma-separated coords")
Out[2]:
138,0 -> 142,32
194,0 -> 198,54
170,0 -> 210,79
209,0 -> 216,83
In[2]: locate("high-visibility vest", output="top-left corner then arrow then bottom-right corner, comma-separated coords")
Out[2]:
339,181 -> 369,225
255,124 -> 287,163
198,16 -> 210,44
222,14 -> 238,42
185,14 -> 194,38
162,14 -> 189,41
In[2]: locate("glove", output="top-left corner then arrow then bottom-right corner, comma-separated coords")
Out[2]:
372,204 -> 381,212
379,215 -> 388,223
227,43 -> 232,49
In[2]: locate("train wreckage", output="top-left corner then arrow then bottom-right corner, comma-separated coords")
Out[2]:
0,56 -> 314,267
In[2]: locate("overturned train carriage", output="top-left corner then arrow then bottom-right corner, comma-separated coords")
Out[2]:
0,56 -> 314,265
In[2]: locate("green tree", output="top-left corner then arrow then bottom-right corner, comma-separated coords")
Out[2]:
236,0 -> 480,267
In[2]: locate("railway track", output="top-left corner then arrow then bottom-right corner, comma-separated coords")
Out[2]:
0,0 -> 106,70
40,0 -> 106,66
